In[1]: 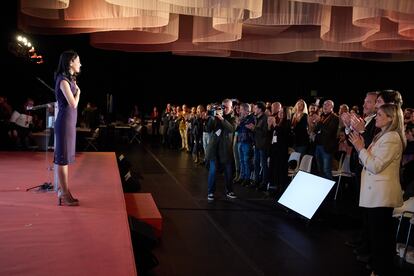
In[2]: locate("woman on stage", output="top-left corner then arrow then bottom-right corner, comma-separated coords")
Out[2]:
54,50 -> 82,206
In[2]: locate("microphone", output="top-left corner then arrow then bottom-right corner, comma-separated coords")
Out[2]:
26,106 -> 33,111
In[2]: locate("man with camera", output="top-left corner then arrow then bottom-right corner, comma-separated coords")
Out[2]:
205,99 -> 237,201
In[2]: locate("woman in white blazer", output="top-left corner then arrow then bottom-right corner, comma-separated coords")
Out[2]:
349,103 -> 406,276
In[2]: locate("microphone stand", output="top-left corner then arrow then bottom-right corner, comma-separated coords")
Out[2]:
36,77 -> 54,93
26,77 -> 58,192
26,102 -> 56,192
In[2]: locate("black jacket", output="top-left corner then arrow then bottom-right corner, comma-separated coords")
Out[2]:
205,113 -> 236,164
254,113 -> 270,150
314,112 -> 339,154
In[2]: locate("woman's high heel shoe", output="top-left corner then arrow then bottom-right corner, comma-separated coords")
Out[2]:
67,190 -> 79,202
58,189 -> 79,203
58,194 -> 79,206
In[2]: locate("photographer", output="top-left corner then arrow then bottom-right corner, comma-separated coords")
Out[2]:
205,99 -> 237,201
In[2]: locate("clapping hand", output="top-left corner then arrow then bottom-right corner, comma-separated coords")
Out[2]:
246,123 -> 255,130
340,112 -> 351,128
350,113 -> 365,133
310,113 -> 320,124
348,131 -> 365,152
268,116 -> 276,127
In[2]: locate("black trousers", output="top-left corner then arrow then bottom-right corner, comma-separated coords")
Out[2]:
365,207 -> 395,276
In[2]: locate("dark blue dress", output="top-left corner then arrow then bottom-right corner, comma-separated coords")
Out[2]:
54,74 -> 77,165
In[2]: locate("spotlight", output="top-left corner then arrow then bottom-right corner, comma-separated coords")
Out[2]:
11,33 -> 44,65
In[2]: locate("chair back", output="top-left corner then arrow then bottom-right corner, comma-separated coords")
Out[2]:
298,154 -> 313,173
337,152 -> 351,174
92,128 -> 100,139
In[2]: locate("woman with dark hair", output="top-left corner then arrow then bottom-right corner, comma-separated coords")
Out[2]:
376,89 -> 403,108
268,106 -> 291,192
54,50 -> 82,206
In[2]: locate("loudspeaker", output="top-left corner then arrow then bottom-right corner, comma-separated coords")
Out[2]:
128,216 -> 159,274
122,170 -> 141,193
117,153 -> 131,176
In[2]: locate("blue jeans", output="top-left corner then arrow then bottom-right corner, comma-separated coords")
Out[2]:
233,135 -> 240,175
315,145 -> 333,180
202,132 -> 211,159
208,160 -> 233,194
238,142 -> 252,180
254,148 -> 268,184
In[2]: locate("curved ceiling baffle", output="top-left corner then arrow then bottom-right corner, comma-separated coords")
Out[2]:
18,0 -> 414,62
205,1 -> 397,62
104,0 -> 262,55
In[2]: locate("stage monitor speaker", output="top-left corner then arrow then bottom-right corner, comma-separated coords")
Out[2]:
117,153 -> 131,176
277,171 -> 335,220
122,170 -> 141,193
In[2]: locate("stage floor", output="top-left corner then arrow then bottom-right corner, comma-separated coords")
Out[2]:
0,152 -> 136,276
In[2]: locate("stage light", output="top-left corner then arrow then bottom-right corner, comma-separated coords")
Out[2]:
11,33 -> 44,64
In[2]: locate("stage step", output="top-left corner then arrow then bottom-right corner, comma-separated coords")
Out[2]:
124,193 -> 162,238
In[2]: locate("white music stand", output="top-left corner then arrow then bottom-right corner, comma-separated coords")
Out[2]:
277,171 -> 335,220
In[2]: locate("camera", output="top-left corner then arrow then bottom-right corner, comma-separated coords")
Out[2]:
207,105 -> 224,117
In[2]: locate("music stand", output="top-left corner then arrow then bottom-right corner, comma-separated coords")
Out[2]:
277,171 -> 335,220
26,102 -> 56,192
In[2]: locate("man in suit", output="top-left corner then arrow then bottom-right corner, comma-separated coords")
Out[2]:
314,100 -> 339,180
342,92 -> 379,263
344,92 -> 380,197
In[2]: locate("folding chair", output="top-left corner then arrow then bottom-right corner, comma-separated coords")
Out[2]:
332,153 -> 354,200
129,125 -> 142,144
402,216 -> 414,264
298,154 -> 313,173
84,128 -> 99,151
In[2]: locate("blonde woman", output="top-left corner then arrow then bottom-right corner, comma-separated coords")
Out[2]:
349,103 -> 406,276
291,99 -> 309,156
178,104 -> 189,151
